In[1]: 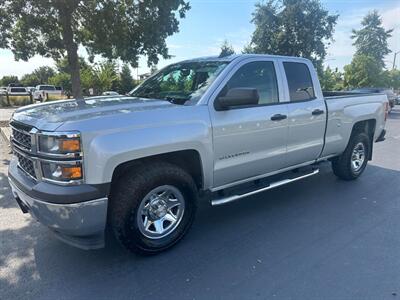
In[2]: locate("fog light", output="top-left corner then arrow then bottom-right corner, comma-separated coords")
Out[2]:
42,162 -> 83,182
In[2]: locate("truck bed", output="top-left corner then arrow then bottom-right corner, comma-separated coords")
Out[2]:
321,92 -> 388,158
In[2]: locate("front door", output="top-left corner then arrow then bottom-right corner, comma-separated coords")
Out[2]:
210,59 -> 289,188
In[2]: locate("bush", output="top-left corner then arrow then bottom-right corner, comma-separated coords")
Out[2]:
0,95 -> 9,107
0,95 -> 32,107
9,95 -> 32,106
44,94 -> 69,101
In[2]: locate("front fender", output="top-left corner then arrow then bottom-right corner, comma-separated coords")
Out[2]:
84,120 -> 213,189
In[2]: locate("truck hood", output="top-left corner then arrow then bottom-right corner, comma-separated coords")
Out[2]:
11,96 -> 174,131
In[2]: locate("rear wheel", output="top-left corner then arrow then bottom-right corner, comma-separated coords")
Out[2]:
331,132 -> 370,180
109,162 -> 197,254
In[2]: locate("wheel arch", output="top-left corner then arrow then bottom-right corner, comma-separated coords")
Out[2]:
110,149 -> 205,191
350,119 -> 376,160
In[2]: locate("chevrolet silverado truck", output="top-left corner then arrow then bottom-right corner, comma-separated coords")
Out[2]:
8,54 -> 388,254
33,85 -> 63,101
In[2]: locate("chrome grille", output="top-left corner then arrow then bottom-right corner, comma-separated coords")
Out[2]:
15,151 -> 36,179
10,122 -> 32,151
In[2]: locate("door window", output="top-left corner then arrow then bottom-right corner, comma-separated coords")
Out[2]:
283,62 -> 315,101
223,61 -> 279,105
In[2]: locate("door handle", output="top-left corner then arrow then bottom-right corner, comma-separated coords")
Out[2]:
270,114 -> 287,121
312,109 -> 324,116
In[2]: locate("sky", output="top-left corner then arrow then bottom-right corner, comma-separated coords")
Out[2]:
0,0 -> 399,79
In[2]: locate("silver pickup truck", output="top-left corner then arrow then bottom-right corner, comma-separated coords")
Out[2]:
8,54 -> 388,254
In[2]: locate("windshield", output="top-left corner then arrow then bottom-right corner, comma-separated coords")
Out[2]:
129,61 -> 228,105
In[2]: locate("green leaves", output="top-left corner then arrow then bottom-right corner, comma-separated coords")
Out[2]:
344,54 -> 383,88
351,10 -> 393,68
120,64 -> 134,94
93,61 -> 119,93
219,40 -> 235,58
0,0 -> 190,97
0,75 -> 19,86
247,0 -> 338,66
344,11 -> 394,89
320,67 -> 344,91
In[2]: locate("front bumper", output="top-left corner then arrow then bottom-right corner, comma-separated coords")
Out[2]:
376,129 -> 386,142
8,159 -> 109,250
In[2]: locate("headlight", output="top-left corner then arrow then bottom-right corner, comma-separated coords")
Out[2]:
38,132 -> 81,155
41,161 -> 83,182
37,131 -> 84,184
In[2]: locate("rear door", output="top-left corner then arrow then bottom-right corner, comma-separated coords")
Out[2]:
281,60 -> 326,166
210,58 -> 289,188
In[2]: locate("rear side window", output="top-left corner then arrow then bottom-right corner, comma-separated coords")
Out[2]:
225,61 -> 279,105
39,85 -> 55,91
283,62 -> 315,101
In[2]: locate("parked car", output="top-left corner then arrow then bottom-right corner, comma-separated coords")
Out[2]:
351,87 -> 396,111
7,86 -> 30,96
0,87 -> 6,95
395,95 -> 400,105
102,91 -> 120,96
33,85 -> 63,101
8,54 -> 388,254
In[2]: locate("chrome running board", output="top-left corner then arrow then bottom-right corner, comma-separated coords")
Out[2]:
211,169 -> 319,206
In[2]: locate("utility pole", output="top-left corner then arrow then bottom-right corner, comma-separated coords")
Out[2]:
393,50 -> 400,70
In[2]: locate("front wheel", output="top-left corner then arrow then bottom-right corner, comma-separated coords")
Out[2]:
331,132 -> 370,180
109,162 -> 197,254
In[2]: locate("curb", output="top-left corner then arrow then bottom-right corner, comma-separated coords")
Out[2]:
0,126 -> 11,144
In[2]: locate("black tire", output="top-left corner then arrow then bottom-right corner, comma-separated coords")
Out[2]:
331,132 -> 370,180
109,162 -> 197,255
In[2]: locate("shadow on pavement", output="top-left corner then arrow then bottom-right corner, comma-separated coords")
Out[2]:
1,162 -> 399,299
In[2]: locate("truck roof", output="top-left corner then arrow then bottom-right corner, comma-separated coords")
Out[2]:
180,54 -> 311,63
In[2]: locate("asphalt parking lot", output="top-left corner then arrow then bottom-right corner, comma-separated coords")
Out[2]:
1,107 -> 400,300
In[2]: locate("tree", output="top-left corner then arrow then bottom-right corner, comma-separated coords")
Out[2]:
246,0 -> 338,70
219,40 -> 235,58
0,75 -> 19,86
93,61 -> 119,94
351,11 -> 393,68
389,70 -> 400,90
19,67 -> 54,87
150,65 -> 159,75
383,69 -> 400,90
0,1 -> 190,99
80,67 -> 96,95
344,54 -> 383,88
20,74 -> 40,87
33,67 -> 55,84
55,56 -> 90,74
320,66 -> 344,91
120,64 -> 134,94
48,73 -> 72,93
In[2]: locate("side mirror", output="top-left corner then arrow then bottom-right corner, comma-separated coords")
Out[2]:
214,88 -> 259,111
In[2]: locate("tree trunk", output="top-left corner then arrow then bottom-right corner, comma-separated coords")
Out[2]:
66,43 -> 82,99
58,1 -> 83,99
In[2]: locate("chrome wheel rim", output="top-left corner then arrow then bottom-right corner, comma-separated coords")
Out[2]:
351,142 -> 366,172
137,185 -> 185,239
